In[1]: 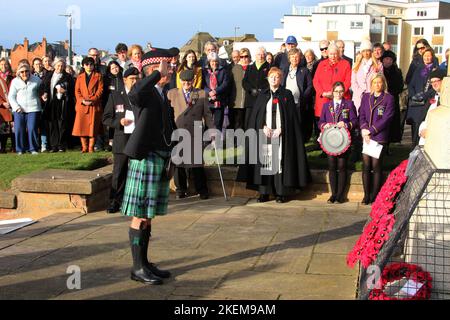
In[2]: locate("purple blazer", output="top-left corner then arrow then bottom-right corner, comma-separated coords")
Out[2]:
358,92 -> 394,144
318,99 -> 358,131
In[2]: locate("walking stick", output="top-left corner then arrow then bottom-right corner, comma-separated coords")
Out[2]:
212,140 -> 228,201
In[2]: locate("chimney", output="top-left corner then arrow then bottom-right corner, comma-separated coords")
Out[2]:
24,37 -> 29,50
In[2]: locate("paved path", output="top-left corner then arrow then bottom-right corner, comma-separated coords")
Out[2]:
0,196 -> 370,300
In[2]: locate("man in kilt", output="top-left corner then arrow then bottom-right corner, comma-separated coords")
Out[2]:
121,49 -> 177,285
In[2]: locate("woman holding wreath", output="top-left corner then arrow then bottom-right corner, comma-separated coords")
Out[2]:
319,81 -> 358,204
359,74 -> 394,205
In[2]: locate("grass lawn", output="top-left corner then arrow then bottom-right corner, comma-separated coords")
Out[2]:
0,151 -> 111,191
204,141 -> 411,171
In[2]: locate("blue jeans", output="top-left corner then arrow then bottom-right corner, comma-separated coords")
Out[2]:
13,111 -> 40,153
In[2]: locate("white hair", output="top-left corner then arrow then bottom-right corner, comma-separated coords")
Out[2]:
207,52 -> 219,62
257,46 -> 267,55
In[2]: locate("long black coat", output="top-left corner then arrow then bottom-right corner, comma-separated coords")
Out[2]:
237,87 -> 311,190
102,88 -> 132,154
242,61 -> 270,109
384,65 -> 404,143
123,71 -> 176,160
41,71 -> 75,121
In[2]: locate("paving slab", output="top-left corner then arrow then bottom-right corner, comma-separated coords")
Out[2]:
0,198 -> 364,300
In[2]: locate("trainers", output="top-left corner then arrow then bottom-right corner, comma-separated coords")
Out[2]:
17,152 -> 23,155
31,151 -> 38,155
41,146 -> 47,152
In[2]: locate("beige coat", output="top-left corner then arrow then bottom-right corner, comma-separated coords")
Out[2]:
167,88 -> 214,167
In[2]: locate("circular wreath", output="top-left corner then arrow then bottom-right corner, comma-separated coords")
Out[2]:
318,126 -> 352,156
369,263 -> 432,300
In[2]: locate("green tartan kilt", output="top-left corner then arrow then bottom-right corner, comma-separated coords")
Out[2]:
121,152 -> 170,219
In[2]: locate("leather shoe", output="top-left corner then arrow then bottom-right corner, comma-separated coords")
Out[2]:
327,195 -> 336,204
199,193 -> 209,200
106,203 -> 120,214
276,196 -> 287,203
176,192 -> 187,199
257,194 -> 269,203
145,263 -> 171,278
130,268 -> 163,285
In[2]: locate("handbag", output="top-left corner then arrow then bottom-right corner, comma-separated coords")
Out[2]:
163,157 -> 175,181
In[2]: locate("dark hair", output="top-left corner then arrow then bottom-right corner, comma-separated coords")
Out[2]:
107,60 -> 123,78
413,39 -> 431,58
373,42 -> 384,50
177,49 -> 198,73
32,57 -> 42,65
332,81 -> 345,92
115,43 -> 128,53
81,57 -> 95,66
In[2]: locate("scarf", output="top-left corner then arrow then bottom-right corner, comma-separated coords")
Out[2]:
420,63 -> 433,78
0,71 -> 11,81
50,72 -> 63,99
132,60 -> 142,72
209,69 -> 218,91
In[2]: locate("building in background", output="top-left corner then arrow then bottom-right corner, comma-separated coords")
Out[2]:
273,0 -> 450,72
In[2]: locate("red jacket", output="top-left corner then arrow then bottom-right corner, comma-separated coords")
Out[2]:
313,59 -> 351,117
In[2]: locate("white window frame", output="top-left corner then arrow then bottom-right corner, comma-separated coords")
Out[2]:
414,27 -> 424,36
434,46 -> 443,55
387,25 -> 398,35
434,26 -> 444,35
327,20 -> 338,31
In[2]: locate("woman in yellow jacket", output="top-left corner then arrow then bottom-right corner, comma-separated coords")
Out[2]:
176,50 -> 202,89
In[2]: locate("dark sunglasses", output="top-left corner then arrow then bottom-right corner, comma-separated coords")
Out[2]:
417,46 -> 426,50
240,55 -> 249,58
320,47 -> 328,51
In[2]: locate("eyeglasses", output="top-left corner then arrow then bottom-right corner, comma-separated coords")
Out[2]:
19,70 -> 30,74
417,46 -> 426,50
240,55 -> 249,58
320,47 -> 328,51
333,90 -> 344,93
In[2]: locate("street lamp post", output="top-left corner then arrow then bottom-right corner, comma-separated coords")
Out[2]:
59,13 -> 73,66
234,26 -> 240,43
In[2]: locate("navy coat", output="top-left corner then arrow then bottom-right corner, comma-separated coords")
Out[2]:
202,64 -> 229,107
282,66 -> 313,112
358,92 -> 395,144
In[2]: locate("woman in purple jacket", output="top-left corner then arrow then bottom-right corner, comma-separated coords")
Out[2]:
359,74 -> 395,205
319,81 -> 358,204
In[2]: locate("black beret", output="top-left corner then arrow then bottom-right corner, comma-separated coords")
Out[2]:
180,69 -> 195,81
381,50 -> 397,63
429,68 -> 446,80
141,48 -> 173,68
168,47 -> 180,57
123,67 -> 140,78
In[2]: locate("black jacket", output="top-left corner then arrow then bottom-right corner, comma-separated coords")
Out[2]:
102,74 -> 125,108
242,62 -> 270,109
281,66 -> 313,111
102,87 -> 132,154
123,71 -> 177,160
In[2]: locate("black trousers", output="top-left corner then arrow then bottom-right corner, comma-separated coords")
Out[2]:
174,167 -> 208,195
110,153 -> 129,205
259,173 -> 293,196
49,118 -> 68,150
233,108 -> 246,130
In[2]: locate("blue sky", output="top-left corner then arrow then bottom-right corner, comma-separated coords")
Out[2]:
0,0 -> 319,54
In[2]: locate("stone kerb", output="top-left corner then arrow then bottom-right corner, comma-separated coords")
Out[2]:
11,166 -> 113,216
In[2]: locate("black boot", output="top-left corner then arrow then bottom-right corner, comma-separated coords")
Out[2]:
129,228 -> 163,285
142,228 -> 171,278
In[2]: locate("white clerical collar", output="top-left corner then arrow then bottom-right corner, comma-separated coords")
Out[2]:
125,87 -> 131,95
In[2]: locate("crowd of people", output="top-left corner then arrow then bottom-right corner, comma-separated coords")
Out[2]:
0,37 -> 448,207
0,37 -> 447,285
